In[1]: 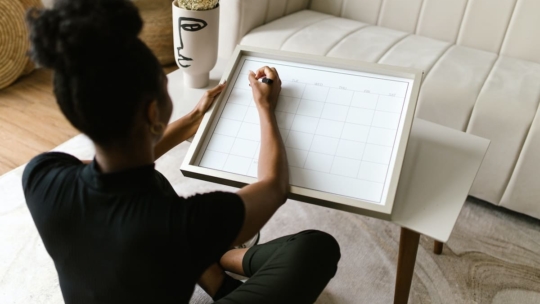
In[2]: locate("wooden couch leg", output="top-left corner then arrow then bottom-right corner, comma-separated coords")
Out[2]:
433,240 -> 443,255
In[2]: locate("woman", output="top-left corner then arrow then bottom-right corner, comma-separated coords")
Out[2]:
22,0 -> 340,303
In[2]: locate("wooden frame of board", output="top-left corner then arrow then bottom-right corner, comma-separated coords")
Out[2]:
180,46 -> 424,220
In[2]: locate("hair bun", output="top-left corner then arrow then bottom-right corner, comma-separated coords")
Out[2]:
27,0 -> 143,70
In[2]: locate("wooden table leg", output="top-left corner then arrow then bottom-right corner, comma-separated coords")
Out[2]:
433,240 -> 443,255
394,227 -> 420,304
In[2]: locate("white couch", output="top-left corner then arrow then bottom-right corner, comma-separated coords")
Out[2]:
219,0 -> 540,220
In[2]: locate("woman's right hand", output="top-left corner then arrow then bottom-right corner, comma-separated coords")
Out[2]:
248,66 -> 282,112
235,66 -> 288,247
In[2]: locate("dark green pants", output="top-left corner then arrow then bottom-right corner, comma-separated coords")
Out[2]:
216,230 -> 341,304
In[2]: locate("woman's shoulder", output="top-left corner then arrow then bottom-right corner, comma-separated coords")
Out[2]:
23,152 -> 82,191
24,152 -> 81,177
28,151 -> 80,165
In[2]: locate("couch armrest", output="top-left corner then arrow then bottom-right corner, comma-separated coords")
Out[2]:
219,0 -> 309,58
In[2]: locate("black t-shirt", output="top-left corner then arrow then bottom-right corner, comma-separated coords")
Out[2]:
22,152 -> 245,304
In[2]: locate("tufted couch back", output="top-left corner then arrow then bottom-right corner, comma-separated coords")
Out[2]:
308,0 -> 540,64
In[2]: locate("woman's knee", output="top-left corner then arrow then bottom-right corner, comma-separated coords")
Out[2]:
294,230 -> 341,264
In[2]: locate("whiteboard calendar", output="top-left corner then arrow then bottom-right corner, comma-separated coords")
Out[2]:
181,46 -> 423,219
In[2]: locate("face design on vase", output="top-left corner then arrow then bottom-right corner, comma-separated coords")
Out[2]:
177,17 -> 208,68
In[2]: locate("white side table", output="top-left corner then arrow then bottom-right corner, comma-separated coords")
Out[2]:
167,58 -> 490,304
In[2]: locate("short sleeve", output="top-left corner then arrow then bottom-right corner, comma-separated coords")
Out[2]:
22,152 -> 81,196
175,191 -> 245,266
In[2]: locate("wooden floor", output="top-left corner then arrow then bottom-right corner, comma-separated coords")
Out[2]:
0,66 -> 178,176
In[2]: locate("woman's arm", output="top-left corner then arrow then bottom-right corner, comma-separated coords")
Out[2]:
154,83 -> 226,160
234,67 -> 289,245
153,110 -> 202,160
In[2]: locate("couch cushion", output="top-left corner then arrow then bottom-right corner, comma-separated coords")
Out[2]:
281,17 -> 367,55
241,10 -> 450,73
327,26 -> 408,62
417,46 -> 498,131
378,35 -> 451,74
467,57 -> 540,204
239,9 -> 540,209
239,10 -> 333,50
501,108 -> 540,219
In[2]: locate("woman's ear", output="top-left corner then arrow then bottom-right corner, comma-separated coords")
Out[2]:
147,100 -> 166,137
146,100 -> 160,125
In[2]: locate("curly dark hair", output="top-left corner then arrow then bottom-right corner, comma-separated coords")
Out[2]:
26,0 -> 166,146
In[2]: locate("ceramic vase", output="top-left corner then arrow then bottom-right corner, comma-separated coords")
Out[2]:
172,3 -> 219,88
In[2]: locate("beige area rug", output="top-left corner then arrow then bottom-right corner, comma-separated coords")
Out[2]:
1,134 -> 540,304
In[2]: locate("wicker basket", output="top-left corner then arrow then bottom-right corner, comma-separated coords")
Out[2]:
0,0 -> 30,89
133,0 -> 175,66
0,0 -> 43,89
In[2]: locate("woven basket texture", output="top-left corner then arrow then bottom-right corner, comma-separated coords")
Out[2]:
0,0 -> 30,89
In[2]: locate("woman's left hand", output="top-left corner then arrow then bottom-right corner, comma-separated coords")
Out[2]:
193,82 -> 226,117
154,82 -> 227,160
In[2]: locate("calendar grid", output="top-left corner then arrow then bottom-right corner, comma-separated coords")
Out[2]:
198,57 -> 411,204
205,134 -> 394,165
216,105 -> 400,131
360,94 -> 381,201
